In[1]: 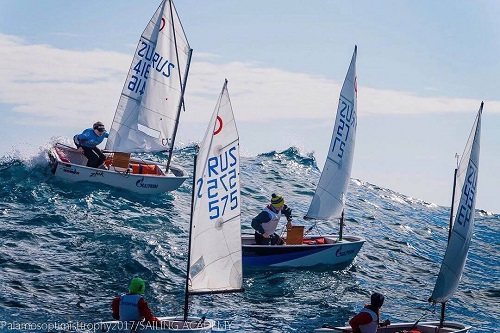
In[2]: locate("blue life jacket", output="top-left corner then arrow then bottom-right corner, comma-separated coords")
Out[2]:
119,294 -> 143,321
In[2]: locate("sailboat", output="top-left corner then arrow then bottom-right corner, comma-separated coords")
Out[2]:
315,102 -> 483,333
172,79 -> 244,330
48,0 -> 191,194
97,80 -> 243,333
242,46 -> 365,268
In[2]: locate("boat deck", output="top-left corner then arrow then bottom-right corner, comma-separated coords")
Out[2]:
315,321 -> 471,333
242,235 -> 362,246
51,144 -> 183,177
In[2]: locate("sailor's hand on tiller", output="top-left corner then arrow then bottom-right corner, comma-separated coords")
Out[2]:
262,233 -> 270,238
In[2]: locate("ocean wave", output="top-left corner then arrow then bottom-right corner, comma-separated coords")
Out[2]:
0,146 -> 497,332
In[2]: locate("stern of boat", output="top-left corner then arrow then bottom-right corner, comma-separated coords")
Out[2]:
168,164 -> 189,178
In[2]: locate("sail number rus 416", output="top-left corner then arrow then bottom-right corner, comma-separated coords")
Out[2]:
127,39 -> 176,96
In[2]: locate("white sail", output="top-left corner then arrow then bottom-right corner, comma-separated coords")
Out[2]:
430,102 -> 483,303
305,46 -> 357,220
105,0 -> 191,153
188,80 -> 243,293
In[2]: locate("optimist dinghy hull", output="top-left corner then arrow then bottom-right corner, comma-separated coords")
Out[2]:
314,321 -> 471,333
48,144 -> 188,194
242,234 -> 364,268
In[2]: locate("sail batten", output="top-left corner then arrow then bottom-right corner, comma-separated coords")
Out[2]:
188,80 -> 243,294
326,156 -> 341,166
430,102 -> 482,304
105,0 -> 191,154
305,46 -> 357,220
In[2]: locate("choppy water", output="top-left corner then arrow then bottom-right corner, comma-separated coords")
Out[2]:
0,146 -> 498,333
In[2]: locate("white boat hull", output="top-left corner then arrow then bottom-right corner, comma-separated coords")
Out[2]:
48,144 -> 188,194
242,234 -> 365,269
96,317 -> 214,333
314,321 -> 471,333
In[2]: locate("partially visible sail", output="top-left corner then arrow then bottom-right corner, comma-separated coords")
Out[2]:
430,102 -> 483,303
305,46 -> 357,220
188,80 -> 243,294
106,0 -> 192,153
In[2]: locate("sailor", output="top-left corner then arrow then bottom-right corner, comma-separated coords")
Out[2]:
74,121 -> 109,169
251,193 -> 293,245
348,292 -> 391,333
112,277 -> 159,323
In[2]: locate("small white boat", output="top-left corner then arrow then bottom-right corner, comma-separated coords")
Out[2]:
48,143 -> 188,194
97,80 -> 243,332
49,0 -> 192,194
167,79 -> 244,331
314,320 -> 471,333
242,46 -> 365,269
315,102 -> 483,333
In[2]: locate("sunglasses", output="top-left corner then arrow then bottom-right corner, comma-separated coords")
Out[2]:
96,127 -> 105,132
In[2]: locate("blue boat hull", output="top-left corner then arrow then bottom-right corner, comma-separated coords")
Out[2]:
242,235 -> 365,268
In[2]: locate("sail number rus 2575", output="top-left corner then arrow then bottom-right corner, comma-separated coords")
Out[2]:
197,146 -> 239,220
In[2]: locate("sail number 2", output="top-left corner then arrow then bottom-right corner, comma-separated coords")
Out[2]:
331,96 -> 355,161
197,146 -> 239,220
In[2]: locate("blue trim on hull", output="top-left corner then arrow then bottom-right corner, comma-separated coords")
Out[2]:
243,245 -> 332,266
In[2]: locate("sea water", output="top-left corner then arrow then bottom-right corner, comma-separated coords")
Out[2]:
0,146 -> 497,332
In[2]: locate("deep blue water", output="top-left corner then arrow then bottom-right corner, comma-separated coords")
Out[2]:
0,146 -> 498,333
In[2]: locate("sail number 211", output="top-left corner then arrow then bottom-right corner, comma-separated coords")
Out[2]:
331,96 -> 355,161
